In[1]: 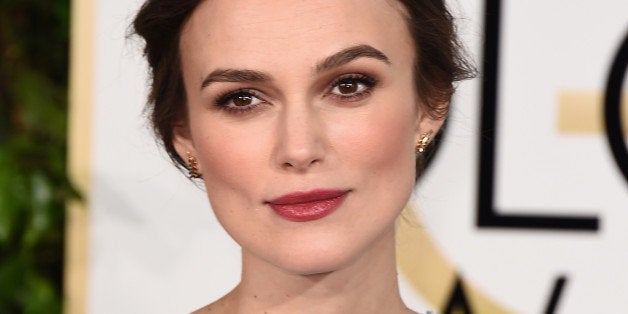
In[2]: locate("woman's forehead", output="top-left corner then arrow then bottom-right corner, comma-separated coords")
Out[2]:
179,0 -> 413,71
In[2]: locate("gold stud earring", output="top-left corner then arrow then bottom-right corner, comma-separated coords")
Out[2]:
186,152 -> 201,179
416,132 -> 432,154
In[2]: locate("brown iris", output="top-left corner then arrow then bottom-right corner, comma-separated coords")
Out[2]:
337,79 -> 359,94
233,94 -> 253,107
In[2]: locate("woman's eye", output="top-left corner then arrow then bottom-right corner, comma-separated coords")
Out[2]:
329,75 -> 376,100
232,94 -> 259,107
331,79 -> 366,95
215,90 -> 264,111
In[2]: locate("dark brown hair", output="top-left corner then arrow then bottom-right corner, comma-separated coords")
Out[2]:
133,0 -> 475,170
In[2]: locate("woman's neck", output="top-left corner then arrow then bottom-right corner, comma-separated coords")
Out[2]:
207,228 -> 414,314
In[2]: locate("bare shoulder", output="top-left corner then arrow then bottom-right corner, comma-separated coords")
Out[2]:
190,290 -> 237,314
191,297 -> 231,314
190,302 -> 221,313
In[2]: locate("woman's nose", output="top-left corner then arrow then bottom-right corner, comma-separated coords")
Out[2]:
274,103 -> 326,172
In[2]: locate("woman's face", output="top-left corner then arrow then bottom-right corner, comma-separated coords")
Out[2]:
175,0 -> 441,274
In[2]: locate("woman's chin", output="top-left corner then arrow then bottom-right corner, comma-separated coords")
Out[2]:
239,221 -> 396,277
246,239 -> 362,276
273,253 -> 355,276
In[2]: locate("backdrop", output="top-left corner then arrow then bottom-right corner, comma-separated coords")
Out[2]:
67,0 -> 628,313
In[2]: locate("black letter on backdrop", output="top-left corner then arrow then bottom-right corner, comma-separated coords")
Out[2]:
604,31 -> 628,186
477,0 -> 599,230
443,276 -> 472,314
544,276 -> 567,314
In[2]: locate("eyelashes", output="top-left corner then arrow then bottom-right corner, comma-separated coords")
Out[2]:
328,74 -> 377,101
212,73 -> 378,114
214,89 -> 265,114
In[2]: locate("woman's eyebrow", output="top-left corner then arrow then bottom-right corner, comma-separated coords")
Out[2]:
200,45 -> 389,90
201,69 -> 271,90
315,44 -> 391,73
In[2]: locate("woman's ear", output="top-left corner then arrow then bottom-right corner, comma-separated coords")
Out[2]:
172,122 -> 201,172
415,102 -> 447,141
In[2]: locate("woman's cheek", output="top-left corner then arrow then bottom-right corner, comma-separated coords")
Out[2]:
331,101 -> 416,170
195,123 -> 269,192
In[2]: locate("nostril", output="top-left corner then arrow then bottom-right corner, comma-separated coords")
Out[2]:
281,155 -> 321,171
274,108 -> 327,171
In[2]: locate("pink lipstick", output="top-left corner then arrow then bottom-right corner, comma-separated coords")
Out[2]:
267,189 -> 349,222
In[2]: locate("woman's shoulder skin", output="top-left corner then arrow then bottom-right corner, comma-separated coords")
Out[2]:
191,293 -> 419,314
191,302 -> 225,313
191,295 -> 233,314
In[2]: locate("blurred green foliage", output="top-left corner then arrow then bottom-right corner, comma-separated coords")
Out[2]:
0,1 -> 75,313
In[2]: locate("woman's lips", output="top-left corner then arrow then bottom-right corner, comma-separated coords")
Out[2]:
267,189 -> 350,222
